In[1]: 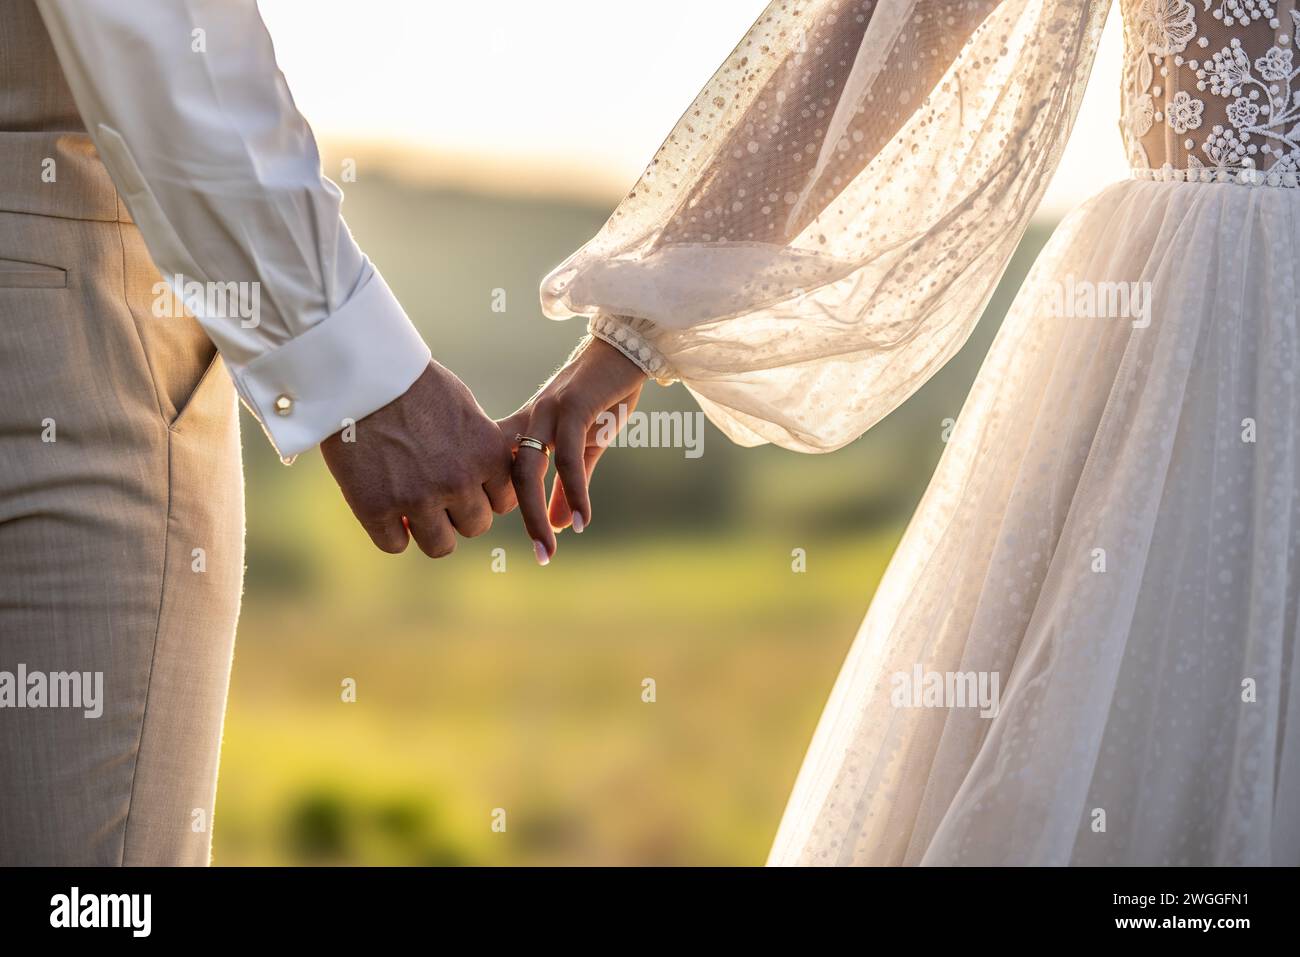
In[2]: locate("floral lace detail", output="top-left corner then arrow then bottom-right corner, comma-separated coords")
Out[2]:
1123,0 -> 1300,177
1204,1 -> 1277,25
1168,89 -> 1205,131
1135,0 -> 1198,54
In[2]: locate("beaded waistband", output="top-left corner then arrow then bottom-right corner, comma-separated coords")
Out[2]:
1132,165 -> 1300,188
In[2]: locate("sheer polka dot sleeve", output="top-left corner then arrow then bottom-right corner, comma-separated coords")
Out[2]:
542,0 -> 1111,452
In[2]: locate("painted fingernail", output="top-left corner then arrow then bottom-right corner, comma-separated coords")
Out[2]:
572,512 -> 585,534
533,539 -> 551,566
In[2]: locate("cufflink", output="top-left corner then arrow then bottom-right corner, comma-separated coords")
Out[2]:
273,394 -> 294,416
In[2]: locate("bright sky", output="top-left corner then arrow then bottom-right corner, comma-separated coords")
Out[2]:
259,0 -> 1129,215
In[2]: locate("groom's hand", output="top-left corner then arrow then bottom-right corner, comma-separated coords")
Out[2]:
321,361 -> 517,557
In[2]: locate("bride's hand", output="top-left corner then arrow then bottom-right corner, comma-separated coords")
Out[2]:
498,337 -> 647,564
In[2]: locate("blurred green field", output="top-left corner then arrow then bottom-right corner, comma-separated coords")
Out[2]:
213,158 -> 1056,865
216,529 -> 897,865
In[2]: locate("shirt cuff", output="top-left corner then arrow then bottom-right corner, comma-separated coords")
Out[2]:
232,267 -> 431,461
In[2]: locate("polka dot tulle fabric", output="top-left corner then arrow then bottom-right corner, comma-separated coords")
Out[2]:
545,0 -> 1110,452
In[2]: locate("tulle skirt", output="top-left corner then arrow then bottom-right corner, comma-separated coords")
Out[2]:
768,174 -> 1300,866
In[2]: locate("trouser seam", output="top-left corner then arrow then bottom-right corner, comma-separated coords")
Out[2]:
115,217 -> 173,866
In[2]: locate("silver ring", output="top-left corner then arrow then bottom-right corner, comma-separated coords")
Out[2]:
515,434 -> 550,458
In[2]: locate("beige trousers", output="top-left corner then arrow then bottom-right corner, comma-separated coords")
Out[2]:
0,200 -> 245,864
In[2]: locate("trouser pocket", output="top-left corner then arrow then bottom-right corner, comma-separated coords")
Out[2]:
0,256 -> 66,288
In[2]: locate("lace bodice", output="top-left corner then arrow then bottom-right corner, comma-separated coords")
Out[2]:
1123,0 -> 1300,181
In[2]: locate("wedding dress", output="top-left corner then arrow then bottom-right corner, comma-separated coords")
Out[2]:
544,0 -> 1300,865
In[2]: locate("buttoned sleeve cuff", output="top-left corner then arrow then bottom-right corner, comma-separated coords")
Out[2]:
231,267 -> 432,462
588,313 -> 676,386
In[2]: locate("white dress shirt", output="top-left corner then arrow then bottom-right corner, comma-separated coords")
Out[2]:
35,0 -> 432,460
